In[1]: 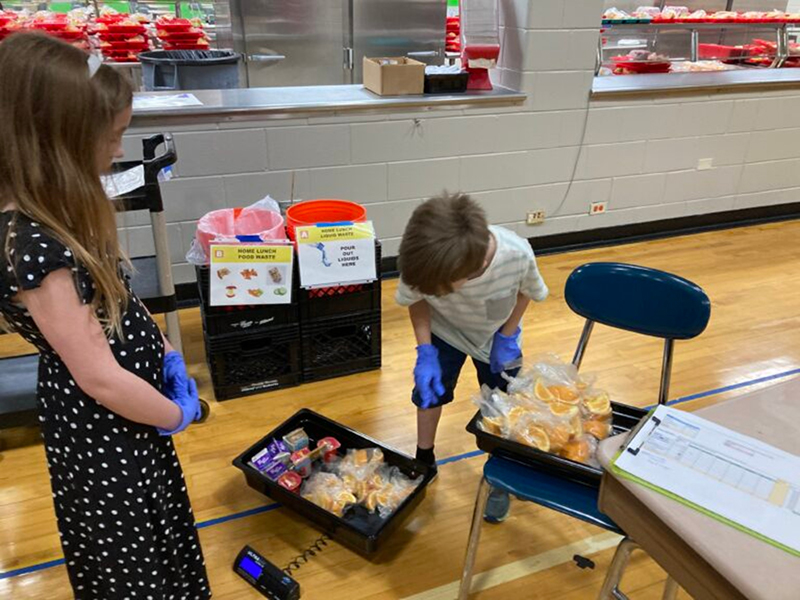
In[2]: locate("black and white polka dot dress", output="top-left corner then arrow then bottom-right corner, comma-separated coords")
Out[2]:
0,213 -> 211,600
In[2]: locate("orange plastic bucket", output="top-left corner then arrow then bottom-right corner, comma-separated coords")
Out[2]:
285,199 -> 367,240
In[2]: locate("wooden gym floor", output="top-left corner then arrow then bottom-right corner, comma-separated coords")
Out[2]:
3,220 -> 800,599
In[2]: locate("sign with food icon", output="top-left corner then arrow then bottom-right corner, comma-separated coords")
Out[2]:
296,221 -> 377,289
209,243 -> 293,306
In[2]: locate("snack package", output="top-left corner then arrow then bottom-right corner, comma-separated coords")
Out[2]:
475,356 -> 617,466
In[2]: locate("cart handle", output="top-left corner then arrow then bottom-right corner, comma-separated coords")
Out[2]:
142,133 -> 178,182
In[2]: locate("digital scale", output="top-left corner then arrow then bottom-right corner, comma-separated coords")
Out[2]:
233,546 -> 301,600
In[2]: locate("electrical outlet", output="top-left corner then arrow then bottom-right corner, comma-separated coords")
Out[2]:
590,201 -> 607,215
697,158 -> 714,171
526,210 -> 545,225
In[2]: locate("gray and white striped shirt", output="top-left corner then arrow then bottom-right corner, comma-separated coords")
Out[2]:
396,225 -> 549,362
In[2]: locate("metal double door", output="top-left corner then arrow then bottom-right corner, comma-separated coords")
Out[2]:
230,0 -> 446,88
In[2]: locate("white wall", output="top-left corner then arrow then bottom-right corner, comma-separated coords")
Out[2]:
123,0 -> 800,285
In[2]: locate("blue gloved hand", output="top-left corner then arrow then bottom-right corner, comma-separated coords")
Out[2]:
490,327 -> 522,374
158,377 -> 201,436
414,344 -> 446,409
163,351 -> 189,390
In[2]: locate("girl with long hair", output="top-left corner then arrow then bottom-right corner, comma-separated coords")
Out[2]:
0,33 -> 211,599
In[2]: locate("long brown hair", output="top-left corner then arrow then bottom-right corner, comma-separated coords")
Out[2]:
0,33 -> 133,334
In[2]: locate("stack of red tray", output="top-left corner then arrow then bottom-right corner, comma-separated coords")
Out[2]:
93,14 -> 151,62
445,17 -> 460,54
0,12 -> 23,41
156,17 -> 209,51
25,13 -> 90,50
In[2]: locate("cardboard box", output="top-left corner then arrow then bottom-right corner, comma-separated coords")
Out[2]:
363,57 -> 425,96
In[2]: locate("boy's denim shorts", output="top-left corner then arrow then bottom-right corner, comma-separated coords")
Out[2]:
411,334 -> 520,409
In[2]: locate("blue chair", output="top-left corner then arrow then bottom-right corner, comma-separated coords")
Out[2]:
458,263 -> 711,600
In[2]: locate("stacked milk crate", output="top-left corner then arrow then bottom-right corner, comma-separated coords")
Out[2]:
196,264 -> 302,400
297,241 -> 383,383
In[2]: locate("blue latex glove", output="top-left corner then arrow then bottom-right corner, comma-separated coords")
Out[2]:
158,377 -> 201,436
163,351 -> 189,390
490,327 -> 522,374
414,344 -> 446,409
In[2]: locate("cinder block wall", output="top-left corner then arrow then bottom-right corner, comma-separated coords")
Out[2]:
122,0 -> 800,285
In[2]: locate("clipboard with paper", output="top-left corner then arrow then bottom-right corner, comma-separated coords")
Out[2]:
610,405 -> 800,556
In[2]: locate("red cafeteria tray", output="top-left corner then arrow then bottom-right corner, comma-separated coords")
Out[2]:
156,19 -> 194,32
105,23 -> 147,35
157,29 -> 206,41
698,43 -> 751,60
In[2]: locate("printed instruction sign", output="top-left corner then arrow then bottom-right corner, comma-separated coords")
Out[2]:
209,243 -> 293,306
296,222 -> 377,288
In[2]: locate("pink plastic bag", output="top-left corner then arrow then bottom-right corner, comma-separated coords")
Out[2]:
188,196 -> 285,265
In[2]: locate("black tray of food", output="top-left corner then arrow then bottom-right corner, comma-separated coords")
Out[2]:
466,402 -> 648,486
232,409 -> 435,555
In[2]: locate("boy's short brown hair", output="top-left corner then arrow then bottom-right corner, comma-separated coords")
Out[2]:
398,192 -> 490,296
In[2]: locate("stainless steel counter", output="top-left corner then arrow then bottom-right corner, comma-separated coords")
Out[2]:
592,69 -> 800,97
131,84 -> 526,126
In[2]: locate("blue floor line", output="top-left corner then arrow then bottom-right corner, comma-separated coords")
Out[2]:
0,558 -> 66,581
653,366 -> 800,409
4,365 -> 800,580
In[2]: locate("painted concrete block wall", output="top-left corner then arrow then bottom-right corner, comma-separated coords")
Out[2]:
123,0 -> 800,285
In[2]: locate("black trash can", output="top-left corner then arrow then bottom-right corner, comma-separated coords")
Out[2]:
139,50 -> 241,91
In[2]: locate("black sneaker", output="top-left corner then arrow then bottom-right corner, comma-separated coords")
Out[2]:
415,447 -> 438,481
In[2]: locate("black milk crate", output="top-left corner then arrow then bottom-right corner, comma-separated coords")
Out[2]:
297,241 -> 382,323
206,325 -> 301,401
466,402 -> 649,487
232,409 -> 436,555
301,312 -> 381,383
196,266 -> 298,337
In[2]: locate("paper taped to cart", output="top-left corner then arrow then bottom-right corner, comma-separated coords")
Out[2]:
102,165 -> 145,198
296,221 -> 377,289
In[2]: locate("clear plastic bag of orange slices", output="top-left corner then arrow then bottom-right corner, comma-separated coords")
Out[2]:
475,355 -> 613,466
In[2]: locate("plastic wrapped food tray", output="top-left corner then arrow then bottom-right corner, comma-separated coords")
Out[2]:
233,409 -> 435,555
466,402 -> 648,486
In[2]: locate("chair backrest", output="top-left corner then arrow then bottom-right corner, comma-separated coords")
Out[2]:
565,262 -> 710,340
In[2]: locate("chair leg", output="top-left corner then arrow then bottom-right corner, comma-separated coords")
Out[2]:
597,537 -> 639,600
658,338 -> 674,405
457,478 -> 492,600
662,576 -> 680,600
571,319 -> 595,370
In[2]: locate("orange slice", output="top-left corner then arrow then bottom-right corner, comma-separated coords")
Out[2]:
584,391 -> 612,416
480,416 -> 504,436
549,402 -> 579,419
584,419 -> 612,440
560,438 -> 592,464
507,406 -> 527,426
517,424 -> 550,452
548,384 -> 581,405
545,423 -> 572,452
534,378 -> 555,402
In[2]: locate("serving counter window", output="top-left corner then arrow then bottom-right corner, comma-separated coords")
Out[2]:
598,1 -> 800,76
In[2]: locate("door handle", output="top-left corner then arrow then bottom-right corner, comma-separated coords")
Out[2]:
407,51 -> 439,57
247,54 -> 286,63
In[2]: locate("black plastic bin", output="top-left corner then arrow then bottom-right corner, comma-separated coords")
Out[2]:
232,409 -> 435,555
206,325 -> 301,401
301,312 -> 381,383
424,72 -> 469,94
196,266 -> 298,337
466,402 -> 649,486
297,241 -> 382,322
